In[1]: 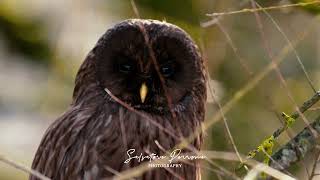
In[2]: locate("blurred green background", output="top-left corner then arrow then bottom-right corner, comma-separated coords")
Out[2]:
0,0 -> 319,179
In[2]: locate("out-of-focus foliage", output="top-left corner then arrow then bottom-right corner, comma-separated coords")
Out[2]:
291,0 -> 320,14
0,0 -> 319,180
135,0 -> 200,23
0,3 -> 51,63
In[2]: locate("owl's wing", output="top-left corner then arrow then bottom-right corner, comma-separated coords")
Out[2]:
30,107 -> 73,179
30,104 -> 125,180
30,106 -> 98,180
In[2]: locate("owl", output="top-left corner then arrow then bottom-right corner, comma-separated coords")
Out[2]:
30,19 -> 207,180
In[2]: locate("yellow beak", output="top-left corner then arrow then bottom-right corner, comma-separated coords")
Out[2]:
140,82 -> 148,103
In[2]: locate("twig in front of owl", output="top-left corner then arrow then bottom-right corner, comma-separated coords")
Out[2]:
136,22 -> 177,120
30,19 -> 207,180
104,88 -> 179,140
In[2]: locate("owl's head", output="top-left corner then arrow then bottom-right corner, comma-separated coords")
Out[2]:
74,19 -> 206,114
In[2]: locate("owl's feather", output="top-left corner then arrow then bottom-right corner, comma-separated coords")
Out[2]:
30,19 -> 206,180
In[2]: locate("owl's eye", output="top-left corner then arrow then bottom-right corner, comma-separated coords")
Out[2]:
118,62 -> 134,73
160,62 -> 175,77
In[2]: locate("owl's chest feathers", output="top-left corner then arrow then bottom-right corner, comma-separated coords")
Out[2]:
93,104 -> 200,149
43,101 -> 202,177
67,104 -> 199,155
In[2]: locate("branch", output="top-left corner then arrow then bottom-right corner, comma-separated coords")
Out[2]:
270,114 -> 320,171
273,91 -> 320,138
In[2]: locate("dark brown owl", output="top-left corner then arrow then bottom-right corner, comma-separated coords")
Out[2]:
30,19 -> 207,180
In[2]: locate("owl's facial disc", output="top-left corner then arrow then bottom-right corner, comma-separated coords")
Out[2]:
102,55 -> 194,114
95,21 -> 200,114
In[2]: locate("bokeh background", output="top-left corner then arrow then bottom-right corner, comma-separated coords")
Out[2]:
0,0 -> 320,179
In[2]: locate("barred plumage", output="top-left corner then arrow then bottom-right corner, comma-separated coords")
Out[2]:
30,19 -> 207,180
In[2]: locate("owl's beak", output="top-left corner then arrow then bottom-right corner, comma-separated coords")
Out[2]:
140,82 -> 148,103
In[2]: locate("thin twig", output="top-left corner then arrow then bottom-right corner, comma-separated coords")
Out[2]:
175,16 -> 316,162
104,88 -> 179,141
201,0 -> 250,27
201,151 -> 295,180
251,3 -> 318,177
207,1 -> 320,17
119,107 -> 128,151
0,154 -> 51,180
112,6 -> 319,180
251,0 -> 317,142
216,22 -> 253,76
309,148 -> 320,180
130,0 -> 141,18
199,38 -> 247,169
254,1 -> 317,93
309,107 -> 320,111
